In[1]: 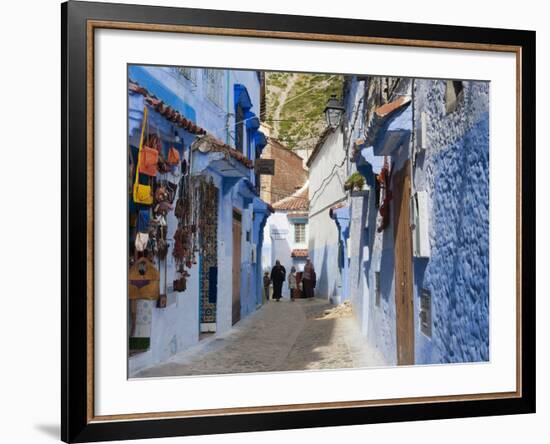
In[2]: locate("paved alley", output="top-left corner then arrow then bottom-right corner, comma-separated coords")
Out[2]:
134,298 -> 387,378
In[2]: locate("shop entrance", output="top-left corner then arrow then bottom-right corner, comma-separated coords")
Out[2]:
232,209 -> 242,325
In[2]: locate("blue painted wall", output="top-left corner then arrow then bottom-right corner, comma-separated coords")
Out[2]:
128,65 -> 267,372
351,78 -> 490,365
414,113 -> 490,363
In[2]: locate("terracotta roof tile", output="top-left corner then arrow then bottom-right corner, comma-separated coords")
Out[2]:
272,182 -> 309,211
375,95 -> 411,118
129,80 -> 207,135
287,211 -> 308,218
130,79 -> 254,169
191,134 -> 254,169
291,249 -> 309,258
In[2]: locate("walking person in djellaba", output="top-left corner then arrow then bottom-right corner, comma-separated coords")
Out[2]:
270,260 -> 286,302
288,266 -> 298,301
302,259 -> 316,299
263,271 -> 271,302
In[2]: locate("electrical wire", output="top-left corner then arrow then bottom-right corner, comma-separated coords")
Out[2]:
207,75 -> 338,135
308,92 -> 365,207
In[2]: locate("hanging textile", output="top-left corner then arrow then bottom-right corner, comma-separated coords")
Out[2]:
199,177 -> 218,324
377,156 -> 393,233
172,150 -> 200,291
133,107 -> 154,205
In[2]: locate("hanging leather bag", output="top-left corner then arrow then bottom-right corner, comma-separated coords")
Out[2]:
135,232 -> 149,253
137,209 -> 150,233
165,181 -> 177,204
174,197 -> 185,218
139,145 -> 159,176
167,146 -> 180,165
133,107 -> 154,205
173,275 -> 187,292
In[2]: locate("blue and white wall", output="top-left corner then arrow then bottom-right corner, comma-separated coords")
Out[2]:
411,79 -> 490,364
263,211 -> 309,299
129,65 -> 261,148
307,129 -> 348,302
128,92 -> 202,375
357,78 -> 490,365
128,66 -> 266,374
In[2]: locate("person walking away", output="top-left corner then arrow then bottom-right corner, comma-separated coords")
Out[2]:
288,266 -> 297,301
270,260 -> 286,302
263,271 -> 271,302
296,271 -> 304,298
302,259 -> 316,299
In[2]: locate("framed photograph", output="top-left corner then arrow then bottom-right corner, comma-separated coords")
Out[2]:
62,1 -> 535,442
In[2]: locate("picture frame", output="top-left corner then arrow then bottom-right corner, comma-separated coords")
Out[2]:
61,1 -> 535,442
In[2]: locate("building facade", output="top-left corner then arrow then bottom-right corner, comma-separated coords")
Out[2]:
308,75 -> 490,366
127,65 -> 270,375
262,183 -> 310,299
259,135 -> 308,204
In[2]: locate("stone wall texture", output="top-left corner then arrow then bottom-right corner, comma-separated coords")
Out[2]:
412,80 -> 490,364
359,78 -> 490,365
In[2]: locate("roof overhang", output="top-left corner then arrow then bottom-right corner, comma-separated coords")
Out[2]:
192,151 -> 251,179
366,96 -> 412,156
291,249 -> 309,258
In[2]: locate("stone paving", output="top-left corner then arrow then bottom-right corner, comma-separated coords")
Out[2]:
134,298 -> 387,378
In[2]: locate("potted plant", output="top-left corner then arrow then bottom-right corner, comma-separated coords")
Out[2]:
344,171 -> 366,192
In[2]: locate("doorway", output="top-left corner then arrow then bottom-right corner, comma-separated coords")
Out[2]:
232,209 -> 242,325
392,161 -> 415,365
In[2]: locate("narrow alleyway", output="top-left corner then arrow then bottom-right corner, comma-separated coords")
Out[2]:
134,298 -> 387,378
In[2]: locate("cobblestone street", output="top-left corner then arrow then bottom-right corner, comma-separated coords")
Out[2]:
135,298 -> 387,378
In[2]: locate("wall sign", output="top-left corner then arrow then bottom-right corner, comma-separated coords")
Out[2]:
254,158 -> 275,175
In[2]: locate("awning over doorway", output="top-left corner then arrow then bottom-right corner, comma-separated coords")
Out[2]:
366,96 -> 412,156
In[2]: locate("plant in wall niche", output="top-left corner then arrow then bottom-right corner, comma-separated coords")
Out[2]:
344,171 -> 365,191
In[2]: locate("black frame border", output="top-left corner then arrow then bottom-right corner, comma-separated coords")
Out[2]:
62,1 -> 536,442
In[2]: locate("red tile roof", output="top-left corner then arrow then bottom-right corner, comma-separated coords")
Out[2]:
375,96 -> 411,118
291,249 -> 309,258
191,134 -> 254,169
287,211 -> 308,218
129,80 -> 207,135
130,80 -> 253,169
272,182 -> 309,211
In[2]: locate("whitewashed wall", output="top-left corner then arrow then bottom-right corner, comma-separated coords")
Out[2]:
308,129 -> 347,300
263,211 -> 308,298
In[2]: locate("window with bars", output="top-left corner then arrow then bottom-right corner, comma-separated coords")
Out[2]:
203,69 -> 224,108
294,223 -> 306,244
171,67 -> 197,85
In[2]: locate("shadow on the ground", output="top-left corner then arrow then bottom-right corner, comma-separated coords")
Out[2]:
134,298 -> 361,377
34,424 -> 59,440
278,299 -> 341,371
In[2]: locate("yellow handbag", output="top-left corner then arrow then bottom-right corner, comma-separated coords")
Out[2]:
133,106 -> 154,205
133,182 -> 153,205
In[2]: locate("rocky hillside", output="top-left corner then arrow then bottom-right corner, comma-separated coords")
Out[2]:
265,72 -> 344,151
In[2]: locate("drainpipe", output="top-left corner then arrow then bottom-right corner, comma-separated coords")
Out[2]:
410,78 -> 416,197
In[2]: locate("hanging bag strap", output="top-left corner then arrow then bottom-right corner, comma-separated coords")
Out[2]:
135,106 -> 149,186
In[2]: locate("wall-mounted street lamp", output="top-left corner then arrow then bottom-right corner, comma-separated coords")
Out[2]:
324,94 -> 345,129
